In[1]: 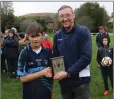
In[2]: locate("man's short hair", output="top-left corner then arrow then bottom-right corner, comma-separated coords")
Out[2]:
58,5 -> 73,13
26,22 -> 43,37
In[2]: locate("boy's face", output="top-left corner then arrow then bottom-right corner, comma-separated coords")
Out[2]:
28,33 -> 43,48
103,38 -> 108,46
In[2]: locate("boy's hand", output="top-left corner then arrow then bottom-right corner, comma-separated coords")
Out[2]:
53,71 -> 67,80
101,62 -> 105,67
42,67 -> 52,78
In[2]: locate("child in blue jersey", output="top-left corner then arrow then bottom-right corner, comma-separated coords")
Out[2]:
17,23 -> 53,99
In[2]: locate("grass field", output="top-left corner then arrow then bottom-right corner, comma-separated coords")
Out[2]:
1,35 -> 113,99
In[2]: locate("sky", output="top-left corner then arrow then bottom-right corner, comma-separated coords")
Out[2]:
13,2 -> 113,16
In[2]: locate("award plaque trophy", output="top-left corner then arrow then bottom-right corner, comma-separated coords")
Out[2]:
50,56 -> 65,74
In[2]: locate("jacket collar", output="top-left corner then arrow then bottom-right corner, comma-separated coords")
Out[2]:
62,24 -> 76,35
103,45 -> 109,48
26,43 -> 44,52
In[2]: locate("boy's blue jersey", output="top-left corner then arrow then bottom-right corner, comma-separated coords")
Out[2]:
17,44 -> 53,99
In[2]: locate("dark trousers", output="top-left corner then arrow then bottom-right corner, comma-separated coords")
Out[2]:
100,66 -> 113,90
60,84 -> 90,99
7,58 -> 18,75
1,54 -> 7,72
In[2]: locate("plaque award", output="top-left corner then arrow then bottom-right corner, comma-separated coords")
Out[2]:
50,56 -> 65,74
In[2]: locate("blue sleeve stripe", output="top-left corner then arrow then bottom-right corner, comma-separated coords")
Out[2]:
17,66 -> 46,76
40,78 -> 50,82
27,66 -> 45,74
17,70 -> 28,77
41,81 -> 51,87
44,83 -> 52,91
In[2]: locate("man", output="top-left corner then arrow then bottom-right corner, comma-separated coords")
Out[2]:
53,5 -> 92,99
96,26 -> 110,48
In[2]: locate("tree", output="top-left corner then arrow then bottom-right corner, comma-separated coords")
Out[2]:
13,16 -> 21,32
36,17 -> 47,32
76,16 -> 94,31
75,2 -> 110,32
111,12 -> 113,18
106,12 -> 113,33
1,1 -> 15,32
19,19 -> 36,32
55,13 -> 62,31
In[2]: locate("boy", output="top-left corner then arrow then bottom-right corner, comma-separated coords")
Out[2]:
97,36 -> 113,95
17,23 -> 53,99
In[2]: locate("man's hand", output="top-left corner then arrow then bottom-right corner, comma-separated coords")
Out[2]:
53,71 -> 67,80
42,67 -> 52,78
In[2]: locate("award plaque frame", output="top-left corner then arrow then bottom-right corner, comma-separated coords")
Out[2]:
50,56 -> 65,74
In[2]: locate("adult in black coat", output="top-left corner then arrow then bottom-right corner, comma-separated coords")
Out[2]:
3,29 -> 19,78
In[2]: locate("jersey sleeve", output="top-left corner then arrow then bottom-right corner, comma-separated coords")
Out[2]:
17,49 -> 28,77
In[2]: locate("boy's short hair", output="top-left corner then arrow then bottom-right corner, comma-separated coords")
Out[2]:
26,22 -> 43,37
103,36 -> 108,40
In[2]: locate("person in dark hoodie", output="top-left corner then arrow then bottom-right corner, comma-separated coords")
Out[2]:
3,29 -> 19,78
53,5 -> 92,99
97,36 -> 113,95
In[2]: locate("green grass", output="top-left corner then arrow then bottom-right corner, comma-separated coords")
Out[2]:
1,35 -> 113,99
